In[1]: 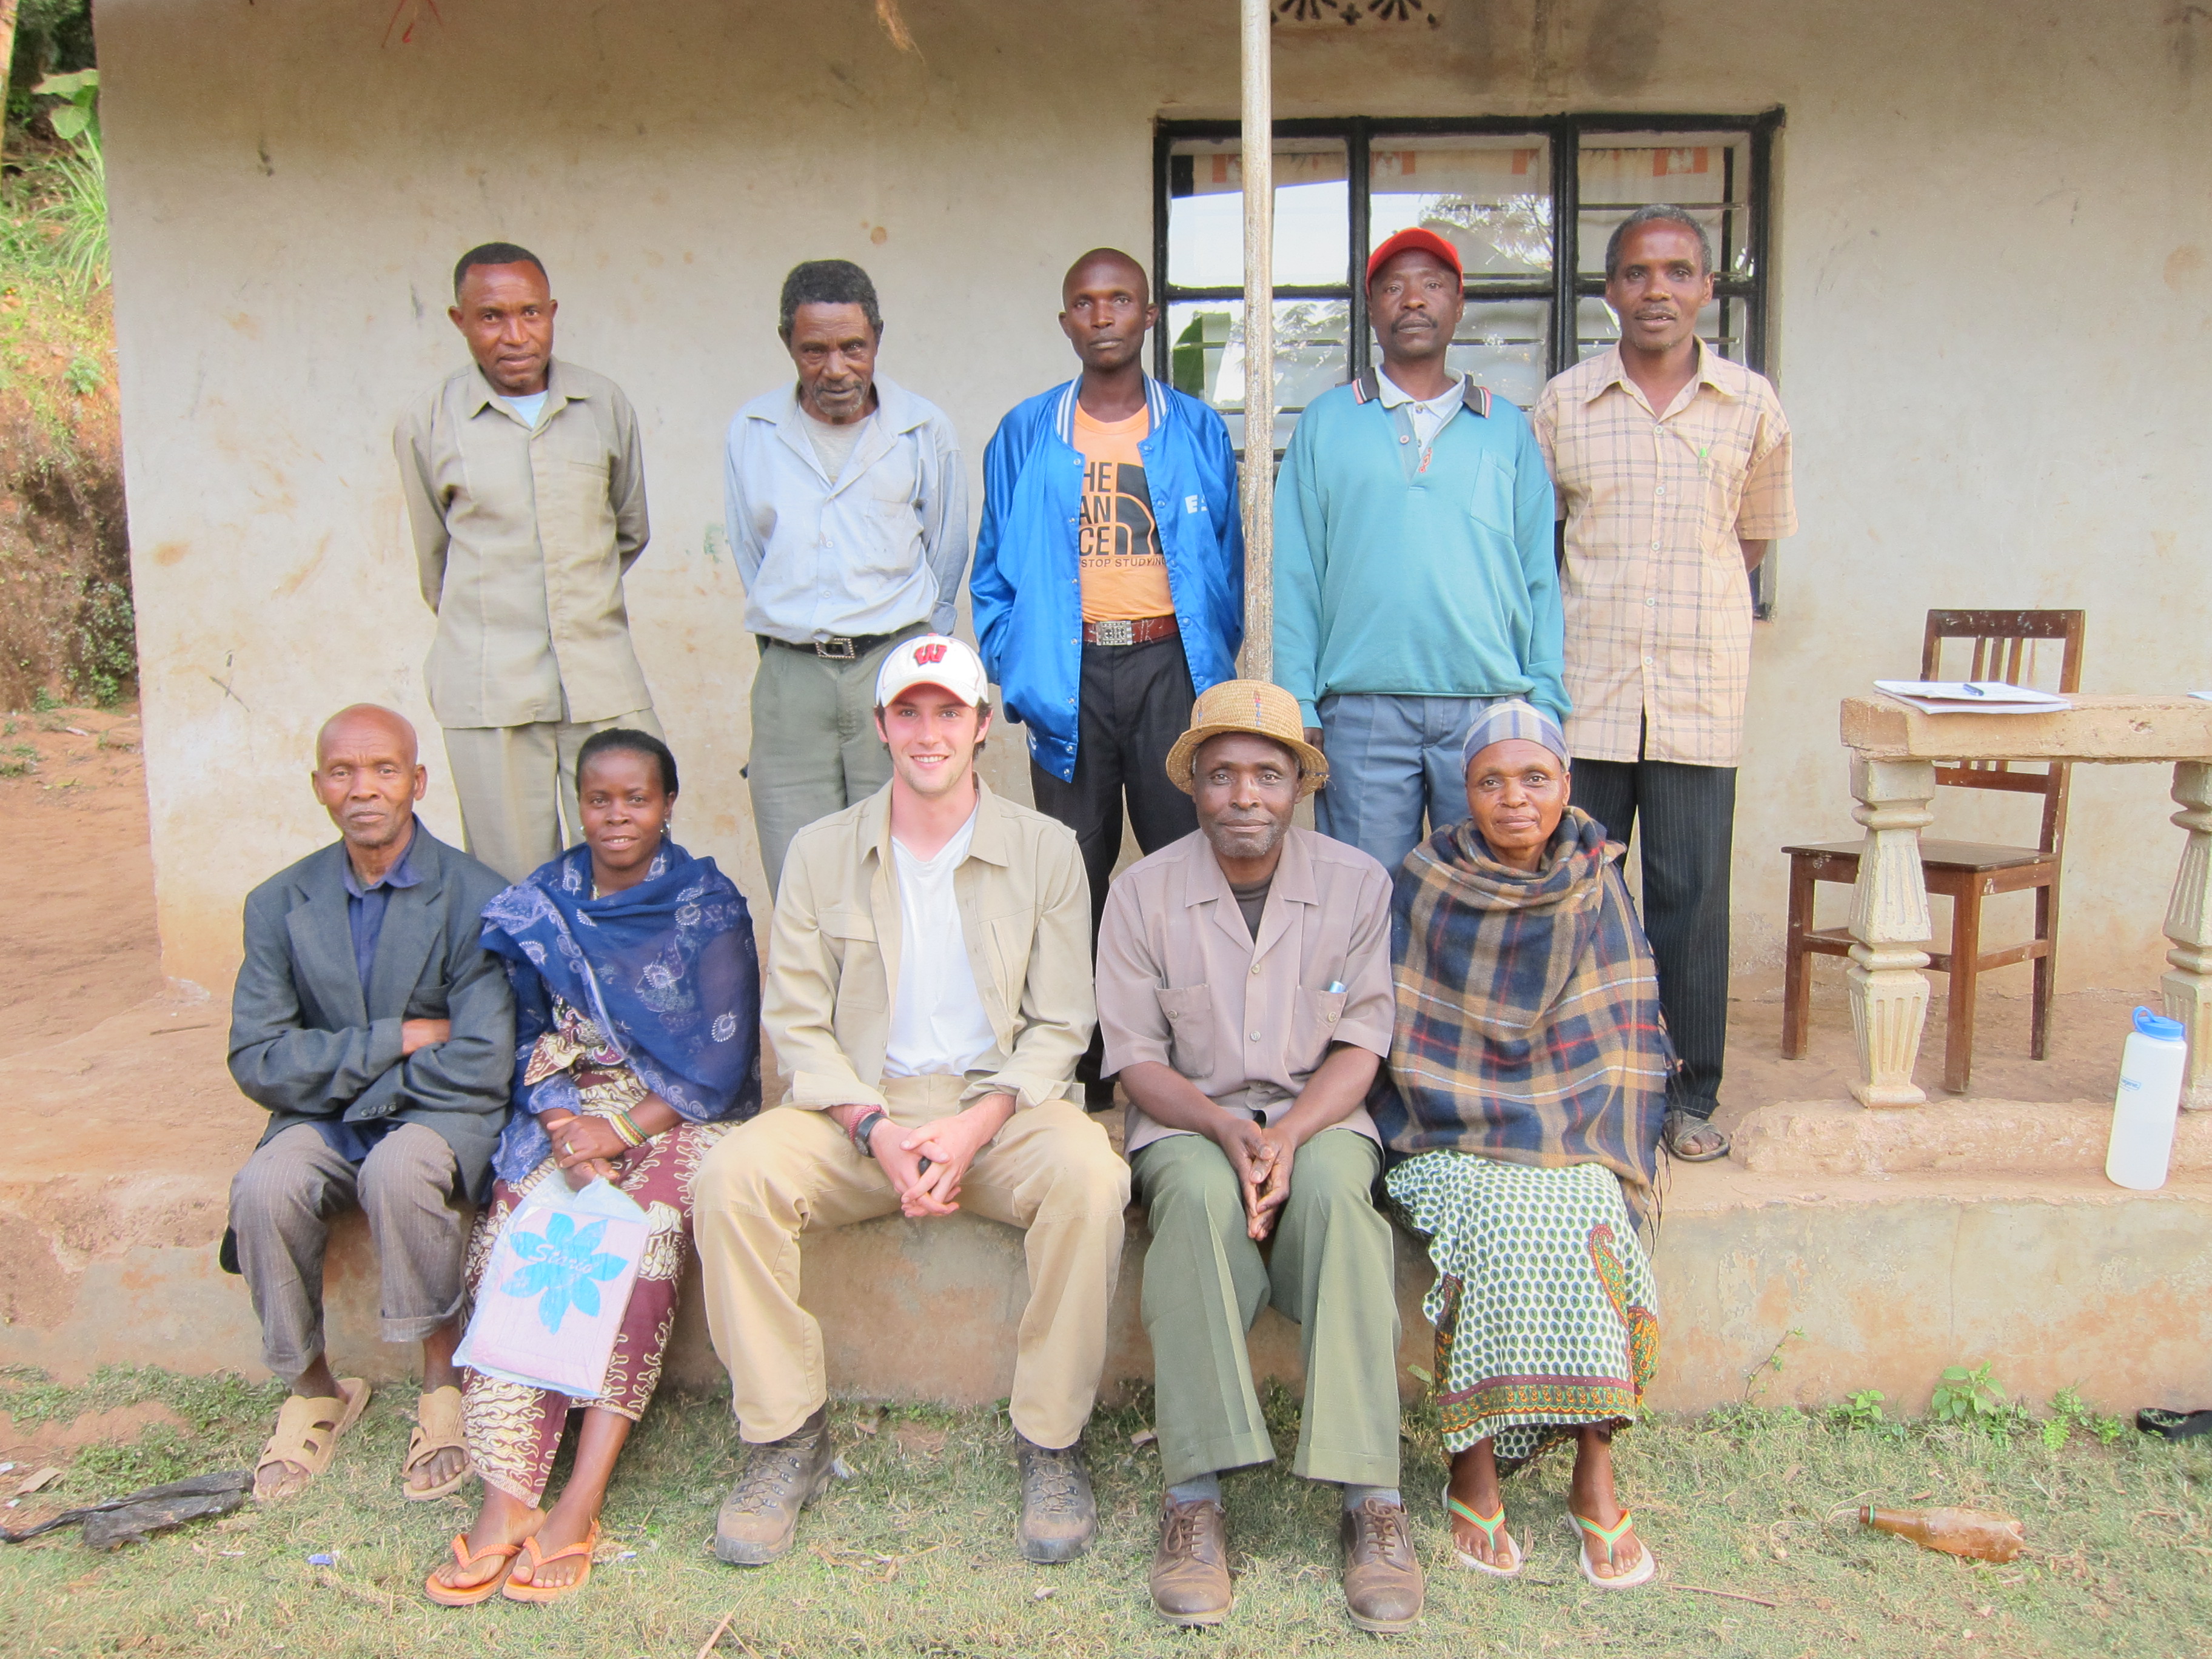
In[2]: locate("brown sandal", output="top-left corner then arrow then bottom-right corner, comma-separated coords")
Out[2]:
424,1527 -> 536,1607
252,1379 -> 370,1503
501,1520 -> 601,1604
402,1385 -> 471,1500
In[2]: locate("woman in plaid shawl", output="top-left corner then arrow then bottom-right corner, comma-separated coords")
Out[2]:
1376,700 -> 1669,1592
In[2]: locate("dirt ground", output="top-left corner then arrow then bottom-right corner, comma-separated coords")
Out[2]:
0,705 -> 162,1052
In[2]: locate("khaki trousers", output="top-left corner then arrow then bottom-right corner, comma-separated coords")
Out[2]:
694,1077 -> 1130,1449
441,705 -> 662,883
1131,1127 -> 1401,1489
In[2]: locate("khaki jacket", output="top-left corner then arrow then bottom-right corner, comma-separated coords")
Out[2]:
397,359 -> 653,729
765,780 -> 1094,1113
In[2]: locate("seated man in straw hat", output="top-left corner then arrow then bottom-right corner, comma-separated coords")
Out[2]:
1094,680 -> 1421,1634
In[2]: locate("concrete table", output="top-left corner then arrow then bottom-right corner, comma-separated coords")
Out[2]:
1837,694 -> 2212,1108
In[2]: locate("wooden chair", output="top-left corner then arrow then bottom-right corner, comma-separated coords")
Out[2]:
1781,609 -> 2085,1094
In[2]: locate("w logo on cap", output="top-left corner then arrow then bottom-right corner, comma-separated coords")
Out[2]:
915,642 -> 947,665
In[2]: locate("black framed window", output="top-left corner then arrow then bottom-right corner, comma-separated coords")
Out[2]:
1155,111 -> 1784,609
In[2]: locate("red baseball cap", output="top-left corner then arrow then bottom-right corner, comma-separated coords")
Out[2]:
1366,227 -> 1464,286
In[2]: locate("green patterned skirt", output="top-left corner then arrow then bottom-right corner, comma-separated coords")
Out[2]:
1386,1152 -> 1659,1466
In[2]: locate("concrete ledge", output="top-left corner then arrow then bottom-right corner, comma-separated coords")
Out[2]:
8,1011 -> 2211,1418
1733,1096 -> 2212,1177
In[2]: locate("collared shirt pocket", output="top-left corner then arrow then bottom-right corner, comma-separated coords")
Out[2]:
819,908 -> 885,1008
1296,986 -> 1349,1064
1156,984 -> 1215,1081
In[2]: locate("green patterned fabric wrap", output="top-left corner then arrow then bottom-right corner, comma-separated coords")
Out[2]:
1386,1151 -> 1658,1465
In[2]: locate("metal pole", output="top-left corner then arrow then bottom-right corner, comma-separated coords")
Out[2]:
1239,0 -> 1274,682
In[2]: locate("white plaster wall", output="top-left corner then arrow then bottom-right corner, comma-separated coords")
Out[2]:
98,0 -> 2212,1016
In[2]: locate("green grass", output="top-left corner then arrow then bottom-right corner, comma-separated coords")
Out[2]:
2,1370 -> 2207,1657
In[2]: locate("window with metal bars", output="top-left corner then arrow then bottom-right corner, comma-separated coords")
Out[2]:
1153,110 -> 1784,614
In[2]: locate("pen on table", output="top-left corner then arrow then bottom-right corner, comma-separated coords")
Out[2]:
1957,682 -> 1987,697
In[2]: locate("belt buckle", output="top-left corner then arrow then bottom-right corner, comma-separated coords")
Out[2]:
815,637 -> 858,661
1093,620 -> 1134,647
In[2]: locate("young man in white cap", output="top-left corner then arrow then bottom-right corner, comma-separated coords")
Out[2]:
1095,679 -> 1421,1633
692,634 -> 1127,1569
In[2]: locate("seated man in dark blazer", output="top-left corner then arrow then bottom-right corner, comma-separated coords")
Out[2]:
226,704 -> 514,1503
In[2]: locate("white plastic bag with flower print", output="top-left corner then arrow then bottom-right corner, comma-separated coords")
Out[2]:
454,1175 -> 650,1399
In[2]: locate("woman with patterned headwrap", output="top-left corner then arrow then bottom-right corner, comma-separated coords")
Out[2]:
1379,699 -> 1670,1591
426,728 -> 761,1606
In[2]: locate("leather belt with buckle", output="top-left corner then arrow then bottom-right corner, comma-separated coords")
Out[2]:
759,631 -> 908,662
1084,615 -> 1179,648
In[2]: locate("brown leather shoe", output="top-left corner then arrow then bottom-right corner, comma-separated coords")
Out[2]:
1149,1495 -> 1232,1626
714,1407 -> 833,1566
1340,1498 -> 1425,1633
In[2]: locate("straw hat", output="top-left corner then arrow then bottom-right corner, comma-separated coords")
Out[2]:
1164,680 -> 1329,798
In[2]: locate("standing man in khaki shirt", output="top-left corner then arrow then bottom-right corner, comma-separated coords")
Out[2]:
396,242 -> 661,883
1096,680 -> 1419,1634
1530,207 -> 1797,1162
692,634 -> 1126,1570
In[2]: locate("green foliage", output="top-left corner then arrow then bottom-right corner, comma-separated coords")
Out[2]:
62,348 -> 99,394
6,1 -> 96,133
2045,1385 -> 2134,1449
1829,1387 -> 1888,1431
30,683 -> 61,711
1931,1361 -> 2033,1439
35,67 -> 98,150
67,576 -> 134,705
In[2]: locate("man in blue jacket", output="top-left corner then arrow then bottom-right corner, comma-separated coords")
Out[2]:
1272,228 -> 1567,877
973,249 -> 1243,1105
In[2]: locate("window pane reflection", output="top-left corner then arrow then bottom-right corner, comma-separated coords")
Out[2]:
1168,139 -> 1350,289
1168,297 -> 1351,452
1449,299 -> 1549,409
1577,135 -> 1754,280
1369,136 -> 1552,283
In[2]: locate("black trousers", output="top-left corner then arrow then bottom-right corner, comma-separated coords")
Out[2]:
1570,752 -> 1737,1119
1030,635 -> 1199,1088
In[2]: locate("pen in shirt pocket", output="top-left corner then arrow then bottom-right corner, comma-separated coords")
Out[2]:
1327,980 -> 1346,994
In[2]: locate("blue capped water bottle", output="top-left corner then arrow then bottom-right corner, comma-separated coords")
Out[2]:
2105,1007 -> 2188,1192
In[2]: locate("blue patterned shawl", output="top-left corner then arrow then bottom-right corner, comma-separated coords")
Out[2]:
1375,806 -> 1671,1210
480,839 -> 762,1184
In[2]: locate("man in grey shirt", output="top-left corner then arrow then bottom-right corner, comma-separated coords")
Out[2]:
725,260 -> 969,896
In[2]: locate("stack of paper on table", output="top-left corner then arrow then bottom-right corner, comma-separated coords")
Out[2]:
1872,680 -> 2073,715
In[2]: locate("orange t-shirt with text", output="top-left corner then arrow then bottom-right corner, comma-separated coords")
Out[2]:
1073,404 -> 1175,623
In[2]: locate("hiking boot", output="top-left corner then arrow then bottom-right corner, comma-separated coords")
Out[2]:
714,1407 -> 833,1566
1015,1434 -> 1097,1563
1340,1498 -> 1424,1633
1149,1494 -> 1232,1626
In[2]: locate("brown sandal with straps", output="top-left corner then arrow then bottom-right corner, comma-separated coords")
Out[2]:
252,1378 -> 370,1503
402,1385 -> 471,1500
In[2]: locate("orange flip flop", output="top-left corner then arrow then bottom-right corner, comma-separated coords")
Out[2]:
424,1532 -> 532,1607
501,1520 -> 600,1604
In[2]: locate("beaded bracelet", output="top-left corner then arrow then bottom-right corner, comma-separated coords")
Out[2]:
609,1110 -> 647,1148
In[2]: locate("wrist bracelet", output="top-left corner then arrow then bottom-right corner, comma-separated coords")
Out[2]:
848,1108 -> 888,1159
610,1111 -> 646,1148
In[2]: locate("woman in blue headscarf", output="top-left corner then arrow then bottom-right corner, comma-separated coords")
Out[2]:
427,728 -> 760,1607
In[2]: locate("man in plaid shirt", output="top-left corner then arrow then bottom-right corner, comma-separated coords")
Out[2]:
1531,206 -> 1796,1162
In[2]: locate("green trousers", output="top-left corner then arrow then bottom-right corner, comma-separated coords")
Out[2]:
1131,1127 -> 1402,1489
747,628 -> 922,897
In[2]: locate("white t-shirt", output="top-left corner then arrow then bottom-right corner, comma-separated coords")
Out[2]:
802,408 -> 871,483
880,809 -> 1001,1079
503,390 -> 549,429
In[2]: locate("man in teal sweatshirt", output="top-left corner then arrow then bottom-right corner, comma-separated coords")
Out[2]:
1272,228 -> 1567,876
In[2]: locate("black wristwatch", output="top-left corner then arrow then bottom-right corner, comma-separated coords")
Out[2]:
848,1108 -> 888,1159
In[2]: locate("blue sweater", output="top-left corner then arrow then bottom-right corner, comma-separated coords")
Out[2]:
1271,380 -> 1567,728
973,377 -> 1244,782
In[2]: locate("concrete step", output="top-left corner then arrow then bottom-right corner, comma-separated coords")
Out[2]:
7,1003 -> 2209,1419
